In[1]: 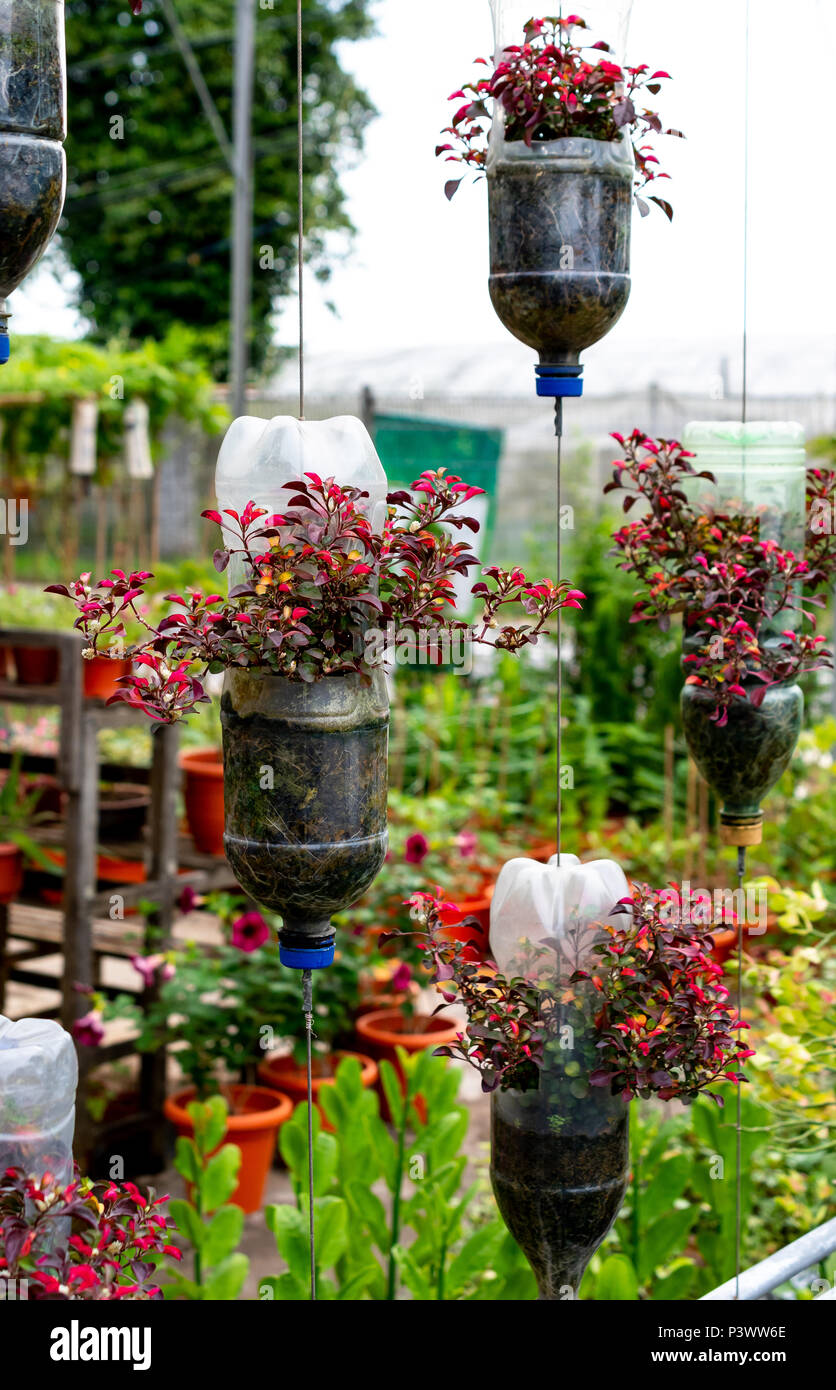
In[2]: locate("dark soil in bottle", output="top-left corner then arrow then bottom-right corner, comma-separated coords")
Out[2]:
491,1091 -> 629,1299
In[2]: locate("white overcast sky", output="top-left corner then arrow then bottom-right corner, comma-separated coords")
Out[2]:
15,0 -> 836,392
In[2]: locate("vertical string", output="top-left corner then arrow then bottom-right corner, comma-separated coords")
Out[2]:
735,0 -> 752,1301
735,846 -> 745,1299
296,0 -> 305,420
555,399 -> 563,857
741,0 -> 750,426
302,967 -> 316,1301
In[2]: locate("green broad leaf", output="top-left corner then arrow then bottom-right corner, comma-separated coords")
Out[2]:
201,1144 -> 242,1212
379,1059 -> 405,1130
314,1196 -> 348,1270
258,1273 -> 306,1301
335,1263 -> 378,1301
639,1153 -> 692,1222
167,1197 -> 204,1250
593,1253 -> 640,1301
637,1207 -> 697,1286
161,1275 -> 201,1300
265,1203 -> 310,1285
653,1258 -> 697,1300
202,1204 -> 244,1267
173,1135 -> 201,1185
279,1106 -> 338,1196
365,1112 -> 398,1188
445,1222 -> 504,1298
420,1110 -> 468,1170
392,1245 -> 433,1301
344,1180 -> 390,1252
201,1095 -> 230,1155
203,1252 -> 249,1301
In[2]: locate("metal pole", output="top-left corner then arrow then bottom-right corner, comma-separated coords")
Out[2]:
230,0 -> 255,420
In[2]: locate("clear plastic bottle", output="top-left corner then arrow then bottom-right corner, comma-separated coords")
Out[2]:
214,414 -> 388,588
489,1 -> 633,62
0,1014 -> 77,1185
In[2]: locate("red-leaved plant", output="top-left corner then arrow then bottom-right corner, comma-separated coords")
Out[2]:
46,470 -> 582,722
0,1168 -> 180,1300
606,431 -> 836,724
438,13 -> 682,217
396,886 -> 751,1106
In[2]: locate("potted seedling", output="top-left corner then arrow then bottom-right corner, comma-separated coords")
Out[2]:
606,431 -> 836,843
74,906 -> 307,1213
438,14 -> 682,379
0,752 -> 63,900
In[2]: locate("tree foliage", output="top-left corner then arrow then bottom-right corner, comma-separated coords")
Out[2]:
60,0 -> 376,375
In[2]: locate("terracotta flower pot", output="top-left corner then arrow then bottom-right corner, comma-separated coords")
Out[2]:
98,784 -> 150,842
257,1050 -> 378,1132
12,645 -> 59,685
83,655 -> 132,701
710,929 -> 738,966
0,843 -> 23,903
163,1084 -> 292,1214
437,889 -> 493,961
355,1007 -> 460,1121
180,747 -> 225,856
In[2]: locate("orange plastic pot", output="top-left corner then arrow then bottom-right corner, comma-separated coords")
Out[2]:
0,843 -> 23,903
179,747 -> 225,856
163,1084 -> 292,1214
257,1050 -> 378,1132
710,929 -> 738,965
526,841 -> 557,864
437,887 -> 493,960
13,645 -> 59,685
355,1008 -> 460,1121
83,655 -> 132,701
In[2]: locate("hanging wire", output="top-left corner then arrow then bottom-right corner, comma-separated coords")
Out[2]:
555,399 -> 563,857
302,967 -> 316,1301
735,845 -> 746,1298
295,0 -> 314,1302
297,0 -> 305,420
741,0 -> 750,426
734,0 -> 752,1301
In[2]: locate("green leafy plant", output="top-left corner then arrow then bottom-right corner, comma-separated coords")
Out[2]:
0,751 -> 63,873
259,1054 -> 534,1301
163,1096 -> 249,1301
439,13 -> 683,217
75,899 -> 364,1094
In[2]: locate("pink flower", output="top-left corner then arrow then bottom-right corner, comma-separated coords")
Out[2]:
73,1012 -> 104,1047
456,830 -> 478,859
391,963 -> 412,992
231,911 -> 270,952
404,833 -> 430,865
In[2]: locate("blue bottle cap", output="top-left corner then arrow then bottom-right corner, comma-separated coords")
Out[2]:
535,364 -> 584,398
279,940 -> 335,970
0,333 -> 9,365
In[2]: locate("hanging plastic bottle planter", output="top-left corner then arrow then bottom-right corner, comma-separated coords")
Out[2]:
0,0 -> 67,363
0,1014 -> 77,1186
438,4 -> 681,398
679,422 -> 807,846
487,854 -> 631,1299
215,415 -> 390,969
